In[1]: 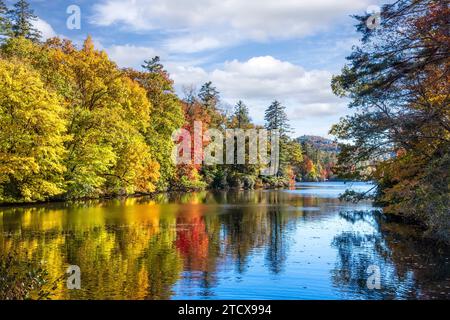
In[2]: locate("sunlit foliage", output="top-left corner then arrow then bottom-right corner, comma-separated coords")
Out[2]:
0,58 -> 66,202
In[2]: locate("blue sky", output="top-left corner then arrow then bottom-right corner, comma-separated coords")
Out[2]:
12,0 -> 389,137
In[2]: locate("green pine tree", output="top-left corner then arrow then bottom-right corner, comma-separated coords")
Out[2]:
0,0 -> 12,39
198,81 -> 220,110
264,100 -> 291,136
264,100 -> 291,177
198,81 -> 223,127
142,56 -> 164,74
9,0 -> 41,41
233,100 -> 251,128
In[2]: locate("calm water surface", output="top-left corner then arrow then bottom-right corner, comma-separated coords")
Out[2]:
1,182 -> 449,300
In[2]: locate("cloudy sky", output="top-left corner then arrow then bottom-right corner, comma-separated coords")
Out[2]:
18,0 -> 389,137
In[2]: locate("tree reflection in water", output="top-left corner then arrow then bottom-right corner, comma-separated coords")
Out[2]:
332,210 -> 450,299
1,187 -> 449,299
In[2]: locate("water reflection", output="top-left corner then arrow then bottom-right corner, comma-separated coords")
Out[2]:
0,183 -> 449,300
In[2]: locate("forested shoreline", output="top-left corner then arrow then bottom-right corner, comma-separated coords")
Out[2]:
0,0 -> 448,242
0,0 -> 336,205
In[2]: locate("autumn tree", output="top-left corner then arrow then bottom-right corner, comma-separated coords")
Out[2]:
0,59 -> 66,202
1,36 -> 162,199
177,85 -> 220,190
331,0 -> 450,240
125,56 -> 185,191
297,138 -> 337,181
285,141 -> 303,181
57,37 -> 159,197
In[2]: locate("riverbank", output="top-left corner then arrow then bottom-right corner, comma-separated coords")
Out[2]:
1,181 -> 447,246
3,177 -> 449,247
0,177 -> 292,207
0,178 -> 364,207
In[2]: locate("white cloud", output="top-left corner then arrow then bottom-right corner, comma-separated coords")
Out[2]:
91,0 -> 373,52
33,18 -> 57,40
107,44 -> 160,68
99,41 -> 348,135
167,56 -> 346,122
101,45 -> 347,135
104,43 -> 212,71
164,35 -> 224,53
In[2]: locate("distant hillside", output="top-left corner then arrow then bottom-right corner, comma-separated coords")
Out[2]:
293,136 -> 339,182
296,135 -> 339,153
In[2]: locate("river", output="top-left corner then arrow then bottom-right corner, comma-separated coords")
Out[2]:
1,182 -> 449,299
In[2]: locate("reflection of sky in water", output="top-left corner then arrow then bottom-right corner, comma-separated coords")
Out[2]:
1,182 -> 449,300
171,184 -> 450,300
284,181 -> 377,198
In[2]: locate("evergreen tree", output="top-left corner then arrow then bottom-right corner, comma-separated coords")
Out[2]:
0,0 -> 12,39
264,100 -> 291,136
264,100 -> 292,177
142,56 -> 164,74
198,81 -> 219,109
197,81 -> 224,127
9,0 -> 41,41
232,100 -> 251,128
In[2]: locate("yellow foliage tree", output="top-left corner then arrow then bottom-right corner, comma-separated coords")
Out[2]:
0,58 -> 66,202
